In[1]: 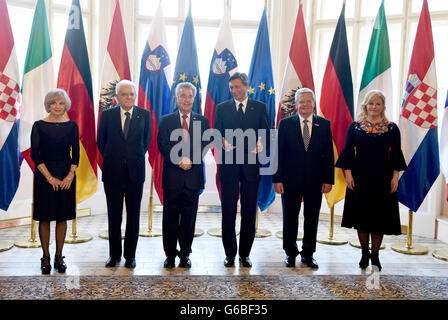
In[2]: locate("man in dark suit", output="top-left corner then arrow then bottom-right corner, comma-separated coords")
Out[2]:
97,80 -> 151,269
157,82 -> 210,268
273,88 -> 334,269
214,72 -> 270,268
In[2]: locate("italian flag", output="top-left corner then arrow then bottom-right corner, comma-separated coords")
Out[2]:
18,0 -> 55,169
356,1 -> 394,122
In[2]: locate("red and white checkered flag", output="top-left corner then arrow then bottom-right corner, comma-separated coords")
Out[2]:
0,72 -> 20,122
401,81 -> 437,129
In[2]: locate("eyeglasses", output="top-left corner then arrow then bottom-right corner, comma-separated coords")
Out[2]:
118,93 -> 135,97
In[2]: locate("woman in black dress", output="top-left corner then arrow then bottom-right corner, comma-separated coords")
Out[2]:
31,89 -> 79,274
336,90 -> 407,271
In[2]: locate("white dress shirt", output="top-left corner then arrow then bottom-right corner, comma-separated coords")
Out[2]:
234,97 -> 249,113
120,106 -> 134,131
179,111 -> 191,129
298,113 -> 313,137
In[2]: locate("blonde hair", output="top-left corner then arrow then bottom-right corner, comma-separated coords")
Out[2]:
44,89 -> 71,113
358,90 -> 388,122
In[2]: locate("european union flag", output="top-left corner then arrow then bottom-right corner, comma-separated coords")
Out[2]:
248,8 -> 276,211
169,1 -> 202,114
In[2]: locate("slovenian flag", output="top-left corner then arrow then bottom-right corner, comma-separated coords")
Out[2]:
276,2 -> 314,126
97,0 -> 131,169
0,0 -> 21,211
398,0 -> 440,212
18,0 -> 55,170
319,3 -> 354,208
248,8 -> 275,212
356,1 -> 394,122
138,3 -> 172,204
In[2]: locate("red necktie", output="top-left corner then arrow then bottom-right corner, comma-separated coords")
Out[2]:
182,114 -> 188,141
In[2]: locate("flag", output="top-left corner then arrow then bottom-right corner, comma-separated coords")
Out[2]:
441,91 -> 448,201
319,3 -> 354,208
248,8 -> 275,212
397,0 -> 439,212
138,4 -> 172,204
98,0 -> 131,169
203,0 -> 237,196
356,1 -> 393,121
169,0 -> 201,114
18,0 -> 55,169
0,0 -> 21,211
57,0 -> 97,203
276,2 -> 314,126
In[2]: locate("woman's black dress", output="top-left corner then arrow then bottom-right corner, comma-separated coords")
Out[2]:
335,120 -> 407,235
31,120 -> 79,222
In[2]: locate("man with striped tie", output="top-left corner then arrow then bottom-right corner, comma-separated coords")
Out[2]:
273,88 -> 334,269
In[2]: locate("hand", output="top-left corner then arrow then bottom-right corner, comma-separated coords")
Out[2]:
390,171 -> 399,193
345,170 -> 355,191
321,183 -> 332,194
47,177 -> 62,191
179,157 -> 192,171
274,182 -> 284,194
251,137 -> 263,154
60,172 -> 74,190
222,138 -> 236,152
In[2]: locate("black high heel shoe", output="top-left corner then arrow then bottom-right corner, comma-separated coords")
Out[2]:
359,251 -> 370,269
370,252 -> 382,271
54,255 -> 67,273
41,256 -> 51,274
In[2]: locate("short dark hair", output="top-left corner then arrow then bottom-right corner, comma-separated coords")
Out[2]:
229,72 -> 249,86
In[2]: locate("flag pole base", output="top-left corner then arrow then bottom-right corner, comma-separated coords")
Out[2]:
0,240 -> 14,252
207,228 -> 240,238
316,234 -> 348,245
255,229 -> 271,238
275,231 -> 303,240
391,243 -> 428,255
14,238 -> 48,248
139,228 -> 162,237
99,229 -> 126,240
432,249 -> 448,262
194,228 -> 204,237
349,239 -> 386,250
65,233 -> 92,244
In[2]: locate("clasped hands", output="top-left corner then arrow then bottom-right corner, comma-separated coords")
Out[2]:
47,171 -> 74,191
222,137 -> 263,153
179,157 -> 193,171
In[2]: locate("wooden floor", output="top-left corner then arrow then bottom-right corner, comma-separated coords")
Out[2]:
0,208 -> 447,278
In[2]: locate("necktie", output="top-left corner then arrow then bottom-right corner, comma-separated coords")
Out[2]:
182,114 -> 189,141
238,103 -> 244,120
123,111 -> 131,139
303,119 -> 310,151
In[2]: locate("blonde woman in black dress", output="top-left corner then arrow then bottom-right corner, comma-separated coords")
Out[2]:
31,89 -> 79,274
336,90 -> 407,271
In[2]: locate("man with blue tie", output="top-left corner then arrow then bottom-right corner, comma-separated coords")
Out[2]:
273,88 -> 334,269
97,80 -> 151,269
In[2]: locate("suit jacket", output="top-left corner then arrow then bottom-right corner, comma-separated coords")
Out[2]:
157,111 -> 210,190
97,105 -> 151,185
214,98 -> 270,183
273,114 -> 334,192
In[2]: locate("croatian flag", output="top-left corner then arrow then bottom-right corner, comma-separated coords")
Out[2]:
441,91 -> 448,202
397,0 -> 440,212
138,4 -> 172,204
0,0 -> 21,211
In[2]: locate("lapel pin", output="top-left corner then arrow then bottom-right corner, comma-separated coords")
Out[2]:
314,123 -> 319,127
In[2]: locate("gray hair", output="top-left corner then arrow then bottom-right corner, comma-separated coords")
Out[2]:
295,88 -> 316,104
229,72 -> 249,86
175,82 -> 197,99
115,80 -> 137,96
44,89 -> 71,113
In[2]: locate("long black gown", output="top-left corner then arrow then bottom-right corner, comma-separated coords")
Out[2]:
31,120 -> 79,222
335,120 -> 407,235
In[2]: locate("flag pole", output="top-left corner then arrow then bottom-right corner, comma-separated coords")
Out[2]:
391,209 -> 428,255
140,172 -> 162,237
255,206 -> 271,238
65,206 -> 92,243
316,206 -> 348,245
14,198 -> 46,248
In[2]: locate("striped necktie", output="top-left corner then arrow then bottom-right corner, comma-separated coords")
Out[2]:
303,119 -> 310,151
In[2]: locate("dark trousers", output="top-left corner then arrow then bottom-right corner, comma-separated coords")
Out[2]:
103,170 -> 143,260
220,171 -> 260,258
281,187 -> 322,257
162,188 -> 199,258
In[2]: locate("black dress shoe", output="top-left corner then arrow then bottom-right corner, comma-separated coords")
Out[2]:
239,257 -> 252,268
179,257 -> 192,268
105,257 -> 121,268
41,256 -> 51,275
125,258 -> 136,269
371,253 -> 382,271
224,256 -> 235,267
285,256 -> 296,268
359,251 -> 370,269
54,255 -> 67,273
164,257 -> 175,268
301,255 -> 319,268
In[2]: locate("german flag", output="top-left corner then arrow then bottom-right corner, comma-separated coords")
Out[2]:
57,0 -> 97,203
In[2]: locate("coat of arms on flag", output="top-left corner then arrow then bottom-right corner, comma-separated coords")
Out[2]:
212,49 -> 237,75
145,46 -> 170,72
0,73 -> 20,122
